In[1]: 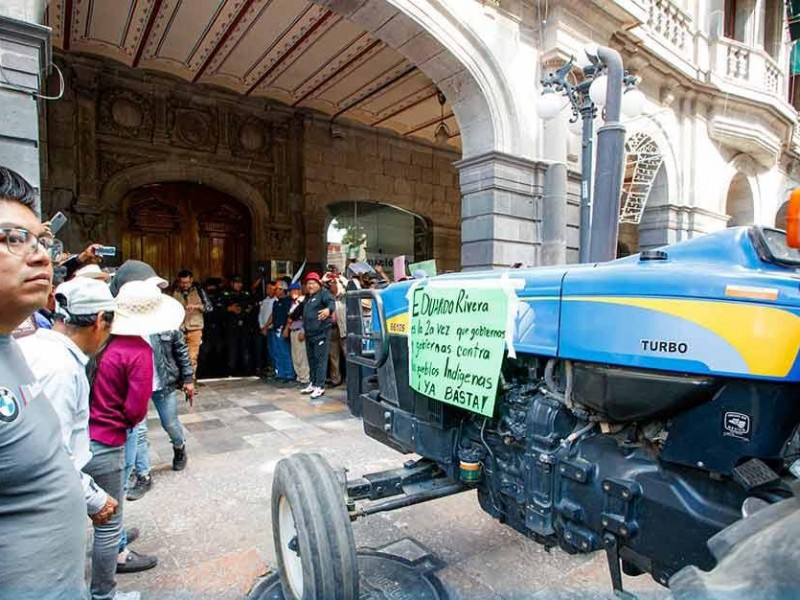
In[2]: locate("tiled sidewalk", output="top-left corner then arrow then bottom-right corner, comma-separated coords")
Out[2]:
122,378 -> 669,600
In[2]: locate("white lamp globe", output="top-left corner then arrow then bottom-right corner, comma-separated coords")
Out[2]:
588,74 -> 608,107
567,117 -> 583,136
537,89 -> 563,120
621,87 -> 646,118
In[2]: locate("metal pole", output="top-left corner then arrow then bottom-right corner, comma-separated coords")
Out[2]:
578,101 -> 594,263
588,46 -> 626,263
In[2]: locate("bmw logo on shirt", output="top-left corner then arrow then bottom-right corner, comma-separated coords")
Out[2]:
0,387 -> 20,423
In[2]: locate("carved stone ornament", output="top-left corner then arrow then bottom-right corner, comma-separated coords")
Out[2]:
266,226 -> 293,249
97,153 -> 153,184
99,88 -> 153,139
228,113 -> 273,157
169,106 -> 218,150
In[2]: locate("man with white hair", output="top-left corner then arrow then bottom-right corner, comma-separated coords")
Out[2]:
19,277 -> 120,526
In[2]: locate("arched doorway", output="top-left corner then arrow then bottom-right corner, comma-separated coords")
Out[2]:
122,182 -> 251,284
725,173 -> 755,227
326,200 -> 432,279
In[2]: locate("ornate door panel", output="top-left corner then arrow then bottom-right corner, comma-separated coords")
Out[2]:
122,183 -> 250,284
198,204 -> 250,279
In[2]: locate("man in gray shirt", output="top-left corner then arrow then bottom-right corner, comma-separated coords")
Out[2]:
0,166 -> 86,599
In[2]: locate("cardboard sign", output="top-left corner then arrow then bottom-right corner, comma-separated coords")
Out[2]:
393,255 -> 407,281
408,284 -> 508,417
408,259 -> 437,278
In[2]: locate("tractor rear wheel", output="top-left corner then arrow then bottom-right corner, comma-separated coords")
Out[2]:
271,453 -> 359,600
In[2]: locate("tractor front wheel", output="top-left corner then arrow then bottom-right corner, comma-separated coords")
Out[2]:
271,453 -> 359,600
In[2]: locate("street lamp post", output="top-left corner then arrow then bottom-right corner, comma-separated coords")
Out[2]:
538,46 -> 644,263
539,58 -> 598,263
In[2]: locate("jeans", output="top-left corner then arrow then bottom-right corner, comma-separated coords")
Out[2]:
152,388 -> 185,448
124,421 -> 150,485
84,442 -> 125,600
268,330 -> 295,380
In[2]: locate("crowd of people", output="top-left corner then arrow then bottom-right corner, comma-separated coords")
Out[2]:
0,164 -> 394,600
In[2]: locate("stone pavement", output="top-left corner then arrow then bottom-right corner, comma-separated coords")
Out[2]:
122,378 -> 670,600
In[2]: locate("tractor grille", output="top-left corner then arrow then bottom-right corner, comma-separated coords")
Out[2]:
427,397 -> 444,425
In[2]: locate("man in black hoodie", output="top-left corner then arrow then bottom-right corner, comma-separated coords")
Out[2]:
300,272 -> 336,400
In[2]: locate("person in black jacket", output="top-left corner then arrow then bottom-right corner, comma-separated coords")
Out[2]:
300,272 -> 336,399
125,328 -> 194,501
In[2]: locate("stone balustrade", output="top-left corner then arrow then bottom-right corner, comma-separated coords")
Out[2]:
644,0 -> 691,58
710,37 -> 785,98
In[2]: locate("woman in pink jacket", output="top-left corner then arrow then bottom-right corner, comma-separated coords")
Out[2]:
85,280 -> 184,600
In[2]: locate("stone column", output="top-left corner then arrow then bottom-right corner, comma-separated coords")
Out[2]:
456,151 -> 546,271
72,63 -> 100,211
0,8 -> 50,212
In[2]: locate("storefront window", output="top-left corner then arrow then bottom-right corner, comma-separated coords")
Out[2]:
326,201 -> 431,280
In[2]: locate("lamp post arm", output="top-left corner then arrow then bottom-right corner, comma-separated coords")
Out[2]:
588,45 -> 626,263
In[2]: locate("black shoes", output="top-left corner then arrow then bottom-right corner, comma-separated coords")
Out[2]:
126,474 -> 152,501
117,550 -> 158,574
172,445 -> 187,471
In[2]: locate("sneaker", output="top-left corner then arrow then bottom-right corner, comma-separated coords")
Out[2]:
300,384 -> 314,394
310,387 -> 325,400
172,445 -> 187,471
113,591 -> 141,600
126,474 -> 152,501
116,550 -> 158,574
125,527 -> 140,545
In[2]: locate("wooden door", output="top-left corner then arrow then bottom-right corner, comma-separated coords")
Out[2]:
197,203 -> 250,279
122,183 -> 251,285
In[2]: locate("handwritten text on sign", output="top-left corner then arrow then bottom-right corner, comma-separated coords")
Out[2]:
409,285 -> 508,417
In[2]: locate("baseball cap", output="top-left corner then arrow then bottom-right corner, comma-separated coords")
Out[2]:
289,282 -> 301,290
54,277 -> 116,320
305,272 -> 321,282
108,260 -> 168,297
277,280 -> 289,291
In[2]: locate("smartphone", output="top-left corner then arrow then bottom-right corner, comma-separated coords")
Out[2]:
49,211 -> 67,234
95,246 -> 117,257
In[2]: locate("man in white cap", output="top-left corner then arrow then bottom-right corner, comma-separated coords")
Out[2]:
74,263 -> 111,282
19,277 -> 120,525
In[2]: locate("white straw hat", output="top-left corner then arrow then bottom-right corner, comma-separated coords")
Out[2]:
111,280 -> 185,336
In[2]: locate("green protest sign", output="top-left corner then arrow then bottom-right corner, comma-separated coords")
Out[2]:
408,284 -> 508,417
408,259 -> 437,277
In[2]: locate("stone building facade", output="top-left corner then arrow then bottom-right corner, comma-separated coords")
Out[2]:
40,53 -> 461,281
4,0 -> 799,275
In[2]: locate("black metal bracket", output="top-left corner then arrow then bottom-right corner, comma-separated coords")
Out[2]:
603,534 -> 638,600
345,458 -> 468,521
344,287 -> 389,369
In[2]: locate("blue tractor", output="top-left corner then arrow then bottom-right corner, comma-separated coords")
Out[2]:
270,217 -> 800,600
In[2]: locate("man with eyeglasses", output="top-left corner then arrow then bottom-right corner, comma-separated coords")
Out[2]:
0,166 -> 87,600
